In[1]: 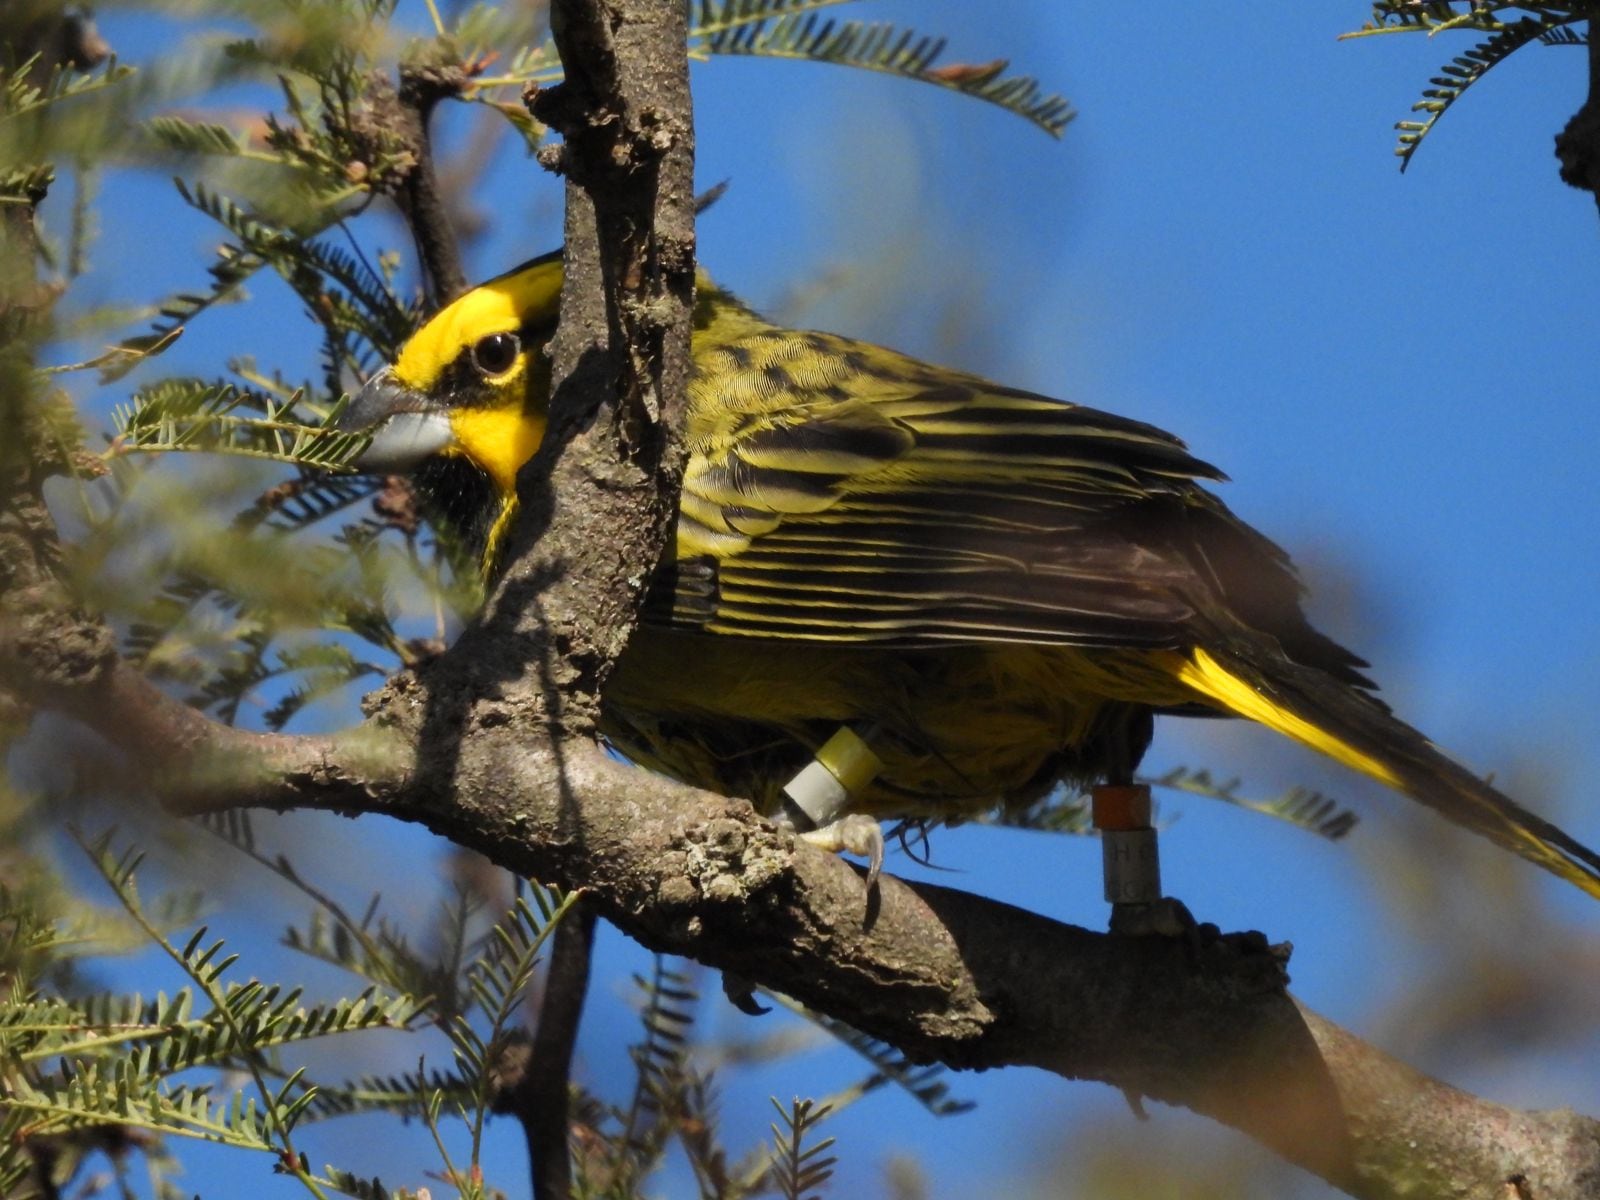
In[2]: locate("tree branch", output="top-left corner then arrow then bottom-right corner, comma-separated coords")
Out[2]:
351,57 -> 471,305
470,0 -> 696,729
394,57 -> 471,303
8,644 -> 1599,1198
515,903 -> 599,1200
5,3 -> 1599,1198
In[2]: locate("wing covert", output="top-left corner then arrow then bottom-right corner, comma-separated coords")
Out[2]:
661,323 -> 1245,651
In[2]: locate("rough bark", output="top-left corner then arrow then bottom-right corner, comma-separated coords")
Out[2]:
7,655 -> 1600,1199
3,3 -> 1599,1198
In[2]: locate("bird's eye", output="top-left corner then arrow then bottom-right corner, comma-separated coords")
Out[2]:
470,332 -> 520,377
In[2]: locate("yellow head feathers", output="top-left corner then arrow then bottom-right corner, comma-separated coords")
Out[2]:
393,254 -> 564,391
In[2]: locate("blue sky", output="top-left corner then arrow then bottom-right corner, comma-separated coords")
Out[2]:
54,3 -> 1600,1197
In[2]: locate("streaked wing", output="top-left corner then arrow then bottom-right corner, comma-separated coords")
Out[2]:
656,326 -> 1277,653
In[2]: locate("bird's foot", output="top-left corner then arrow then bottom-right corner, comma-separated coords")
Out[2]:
1110,897 -> 1281,970
796,814 -> 886,890
1109,896 -> 1202,962
1108,896 -> 1195,939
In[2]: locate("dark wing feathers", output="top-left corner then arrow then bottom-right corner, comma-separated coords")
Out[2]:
731,412 -> 916,471
662,330 -> 1344,675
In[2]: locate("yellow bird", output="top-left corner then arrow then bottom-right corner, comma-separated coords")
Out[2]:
341,252 -> 1600,900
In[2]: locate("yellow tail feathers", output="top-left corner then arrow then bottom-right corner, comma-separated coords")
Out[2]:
1167,648 -> 1401,788
1163,644 -> 1600,901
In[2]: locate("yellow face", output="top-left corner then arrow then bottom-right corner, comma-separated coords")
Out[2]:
340,255 -> 736,572
345,254 -> 565,494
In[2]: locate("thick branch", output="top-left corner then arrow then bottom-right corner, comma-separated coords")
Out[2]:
422,0 -> 697,754
13,671 -> 1598,1200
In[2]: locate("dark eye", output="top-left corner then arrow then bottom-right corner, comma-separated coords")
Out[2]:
470,332 -> 520,376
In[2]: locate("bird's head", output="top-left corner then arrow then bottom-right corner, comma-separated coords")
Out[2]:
341,252 -> 564,569
343,252 -> 759,572
345,251 -> 564,493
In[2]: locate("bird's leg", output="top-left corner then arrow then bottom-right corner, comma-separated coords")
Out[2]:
1094,783 -> 1192,937
780,724 -> 887,888
724,726 -> 886,1015
1095,719 -> 1194,937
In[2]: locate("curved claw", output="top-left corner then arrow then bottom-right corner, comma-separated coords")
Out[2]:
721,971 -> 771,1016
798,814 -> 885,890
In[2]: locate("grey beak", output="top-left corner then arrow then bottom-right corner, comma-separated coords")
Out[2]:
340,367 -> 454,471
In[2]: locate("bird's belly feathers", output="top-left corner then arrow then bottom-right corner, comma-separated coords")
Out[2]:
602,627 -> 1193,819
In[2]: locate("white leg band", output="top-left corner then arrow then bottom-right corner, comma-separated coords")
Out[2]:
1101,828 -> 1162,905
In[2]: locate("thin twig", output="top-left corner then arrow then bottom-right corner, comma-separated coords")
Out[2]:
513,902 -> 599,1200
382,61 -> 471,303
